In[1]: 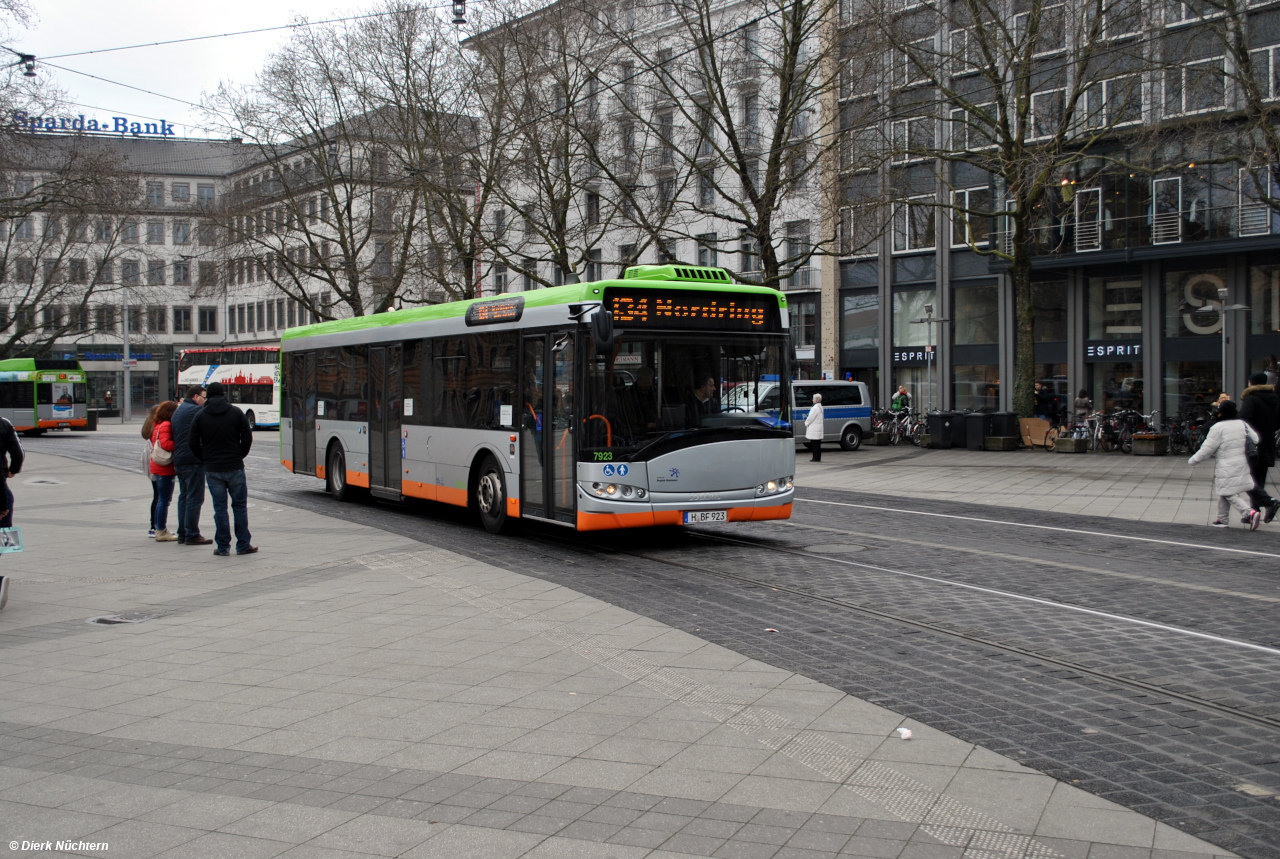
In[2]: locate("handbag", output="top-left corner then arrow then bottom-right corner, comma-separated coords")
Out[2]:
1245,425 -> 1260,466
150,439 -> 173,467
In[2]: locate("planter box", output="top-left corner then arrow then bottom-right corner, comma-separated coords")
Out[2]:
1054,437 -> 1090,453
983,436 -> 1019,451
872,431 -> 892,446
1132,434 -> 1169,456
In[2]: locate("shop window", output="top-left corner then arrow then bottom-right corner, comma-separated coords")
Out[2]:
1251,264 -> 1280,335
1165,268 -> 1227,337
1091,361 -> 1143,413
1164,360 -> 1221,421
953,364 -> 999,412
1032,280 -> 1067,342
953,286 -> 998,345
894,366 -> 935,413
842,290 -> 879,350
1088,277 -> 1143,340
892,288 -> 937,347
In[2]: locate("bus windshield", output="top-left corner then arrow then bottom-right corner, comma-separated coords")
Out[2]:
583,332 -> 790,459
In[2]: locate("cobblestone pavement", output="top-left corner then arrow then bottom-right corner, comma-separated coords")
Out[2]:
7,430 -> 1276,858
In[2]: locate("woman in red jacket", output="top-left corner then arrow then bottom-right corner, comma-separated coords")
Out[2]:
150,400 -> 179,542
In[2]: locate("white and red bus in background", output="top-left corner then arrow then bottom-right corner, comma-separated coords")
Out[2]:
177,347 -> 281,430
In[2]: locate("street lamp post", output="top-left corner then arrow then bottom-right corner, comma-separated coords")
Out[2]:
910,304 -> 950,412
1217,287 -> 1250,399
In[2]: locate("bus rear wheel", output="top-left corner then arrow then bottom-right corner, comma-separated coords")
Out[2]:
475,455 -> 513,534
246,410 -> 257,431
327,445 -> 350,502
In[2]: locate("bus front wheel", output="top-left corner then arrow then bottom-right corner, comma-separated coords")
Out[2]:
246,410 -> 257,431
327,445 -> 350,502
475,455 -> 513,534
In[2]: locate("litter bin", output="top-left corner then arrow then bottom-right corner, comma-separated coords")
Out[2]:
964,412 -> 991,450
86,410 -> 98,431
926,412 -> 957,449
989,411 -> 1019,438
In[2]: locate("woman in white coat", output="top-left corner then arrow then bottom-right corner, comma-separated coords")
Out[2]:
1188,399 -> 1261,529
804,393 -> 824,462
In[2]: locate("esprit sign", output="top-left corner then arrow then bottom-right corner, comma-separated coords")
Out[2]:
1085,343 -> 1141,360
892,349 -> 935,364
12,110 -> 176,138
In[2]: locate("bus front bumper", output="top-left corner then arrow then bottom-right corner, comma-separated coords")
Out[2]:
574,487 -> 794,531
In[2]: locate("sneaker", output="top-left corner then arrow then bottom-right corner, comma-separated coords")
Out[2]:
1266,501 -> 1280,524
237,546 -> 259,555
1249,509 -> 1263,531
0,575 -> 8,610
1211,519 -> 1229,528
186,536 -> 213,546
148,528 -> 156,538
155,529 -> 178,542
213,548 -> 230,556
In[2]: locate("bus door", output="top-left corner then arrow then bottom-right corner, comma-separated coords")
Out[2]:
520,333 -> 576,524
368,344 -> 403,495
292,352 -> 317,475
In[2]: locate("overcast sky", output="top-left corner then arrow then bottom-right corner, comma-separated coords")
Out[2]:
11,0 -> 359,138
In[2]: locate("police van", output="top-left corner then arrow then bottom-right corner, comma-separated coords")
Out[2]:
725,379 -> 873,451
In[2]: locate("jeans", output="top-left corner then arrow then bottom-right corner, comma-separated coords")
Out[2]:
153,475 -> 176,531
149,479 -> 159,530
206,469 -> 251,553
175,463 -> 206,541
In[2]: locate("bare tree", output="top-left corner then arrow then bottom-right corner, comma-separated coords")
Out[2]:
863,0 -> 1154,415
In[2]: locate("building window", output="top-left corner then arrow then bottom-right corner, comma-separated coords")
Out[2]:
257,302 -> 266,330
893,195 -> 936,253
493,264 -> 508,293
790,297 -> 817,348
95,305 -> 117,332
266,300 -> 276,330
953,286 -> 999,345
1015,0 -> 1065,54
740,234 -> 760,277
953,364 -> 1000,412
842,290 -> 879,350
147,260 -> 166,285
173,221 -> 191,244
148,305 -> 167,333
121,220 -> 138,243
951,188 -> 991,247
586,192 -> 600,226
786,222 -> 811,289
93,258 -> 114,284
172,183 -> 190,202
893,36 -> 936,89
197,184 -> 214,205
198,306 -> 217,334
949,104 -> 995,152
146,182 -> 164,207
146,221 -> 164,245
13,217 -> 33,240
173,306 -> 192,333
1032,280 -> 1068,342
585,249 -> 603,282
173,261 -> 191,285
277,299 -> 285,329
698,170 -> 715,208
696,233 -> 718,267
68,259 -> 88,284
1165,268 -> 1228,337
121,260 -> 139,285
1088,277 -> 1143,340
1165,58 -> 1226,115
892,288 -> 938,347
1029,88 -> 1065,140
236,304 -> 245,333
286,300 -> 296,328
1085,75 -> 1142,128
522,258 -> 536,291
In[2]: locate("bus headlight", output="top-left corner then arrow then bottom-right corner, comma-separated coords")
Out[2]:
766,480 -> 777,493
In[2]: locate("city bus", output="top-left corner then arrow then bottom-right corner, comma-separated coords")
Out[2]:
0,358 -> 88,434
177,347 -> 281,429
280,264 -> 796,532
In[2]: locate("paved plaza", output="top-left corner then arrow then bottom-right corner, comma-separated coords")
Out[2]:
0,441 -> 1243,858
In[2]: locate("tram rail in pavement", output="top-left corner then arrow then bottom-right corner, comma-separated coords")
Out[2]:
0,450 -> 1239,859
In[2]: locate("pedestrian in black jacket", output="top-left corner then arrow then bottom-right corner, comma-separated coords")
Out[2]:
171,385 -> 211,546
188,382 -> 256,556
1240,372 -> 1280,522
0,416 -> 25,609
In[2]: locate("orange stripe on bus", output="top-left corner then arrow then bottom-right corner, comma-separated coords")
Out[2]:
507,497 -> 520,518
282,460 -> 293,472
316,464 -> 325,480
403,480 -> 436,501
437,486 -> 468,507
347,470 -> 369,488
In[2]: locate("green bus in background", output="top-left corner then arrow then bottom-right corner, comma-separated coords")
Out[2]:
0,358 -> 89,435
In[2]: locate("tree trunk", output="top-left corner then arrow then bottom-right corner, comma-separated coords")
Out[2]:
1011,241 -> 1036,419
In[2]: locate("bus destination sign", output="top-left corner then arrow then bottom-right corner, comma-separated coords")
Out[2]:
605,289 -> 779,332
465,295 -> 525,327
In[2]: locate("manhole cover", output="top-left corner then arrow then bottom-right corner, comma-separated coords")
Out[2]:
23,477 -> 64,485
87,612 -> 157,625
805,543 -> 866,554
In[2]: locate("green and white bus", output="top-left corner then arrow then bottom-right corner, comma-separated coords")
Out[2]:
0,358 -> 88,434
280,265 -> 796,532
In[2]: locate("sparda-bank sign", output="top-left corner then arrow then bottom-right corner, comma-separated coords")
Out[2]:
11,110 -> 176,138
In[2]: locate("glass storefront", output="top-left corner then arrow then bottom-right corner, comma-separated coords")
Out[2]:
1251,264 -> 1280,336
953,286 -> 998,345
1088,277 -> 1143,340
1165,268 -> 1227,337
1091,361 -> 1143,412
894,366 -> 935,413
842,291 -> 878,350
1164,360 -> 1221,420
953,364 -> 999,411
892,288 -> 938,347
1032,281 -> 1068,342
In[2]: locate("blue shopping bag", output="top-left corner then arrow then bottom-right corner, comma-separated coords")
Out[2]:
0,527 -> 23,553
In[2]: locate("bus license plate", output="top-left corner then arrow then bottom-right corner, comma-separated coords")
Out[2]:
683,510 -> 727,524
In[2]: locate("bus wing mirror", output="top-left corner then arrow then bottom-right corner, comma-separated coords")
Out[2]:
591,308 -> 615,356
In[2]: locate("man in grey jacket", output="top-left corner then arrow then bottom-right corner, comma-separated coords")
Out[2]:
171,385 -> 212,545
